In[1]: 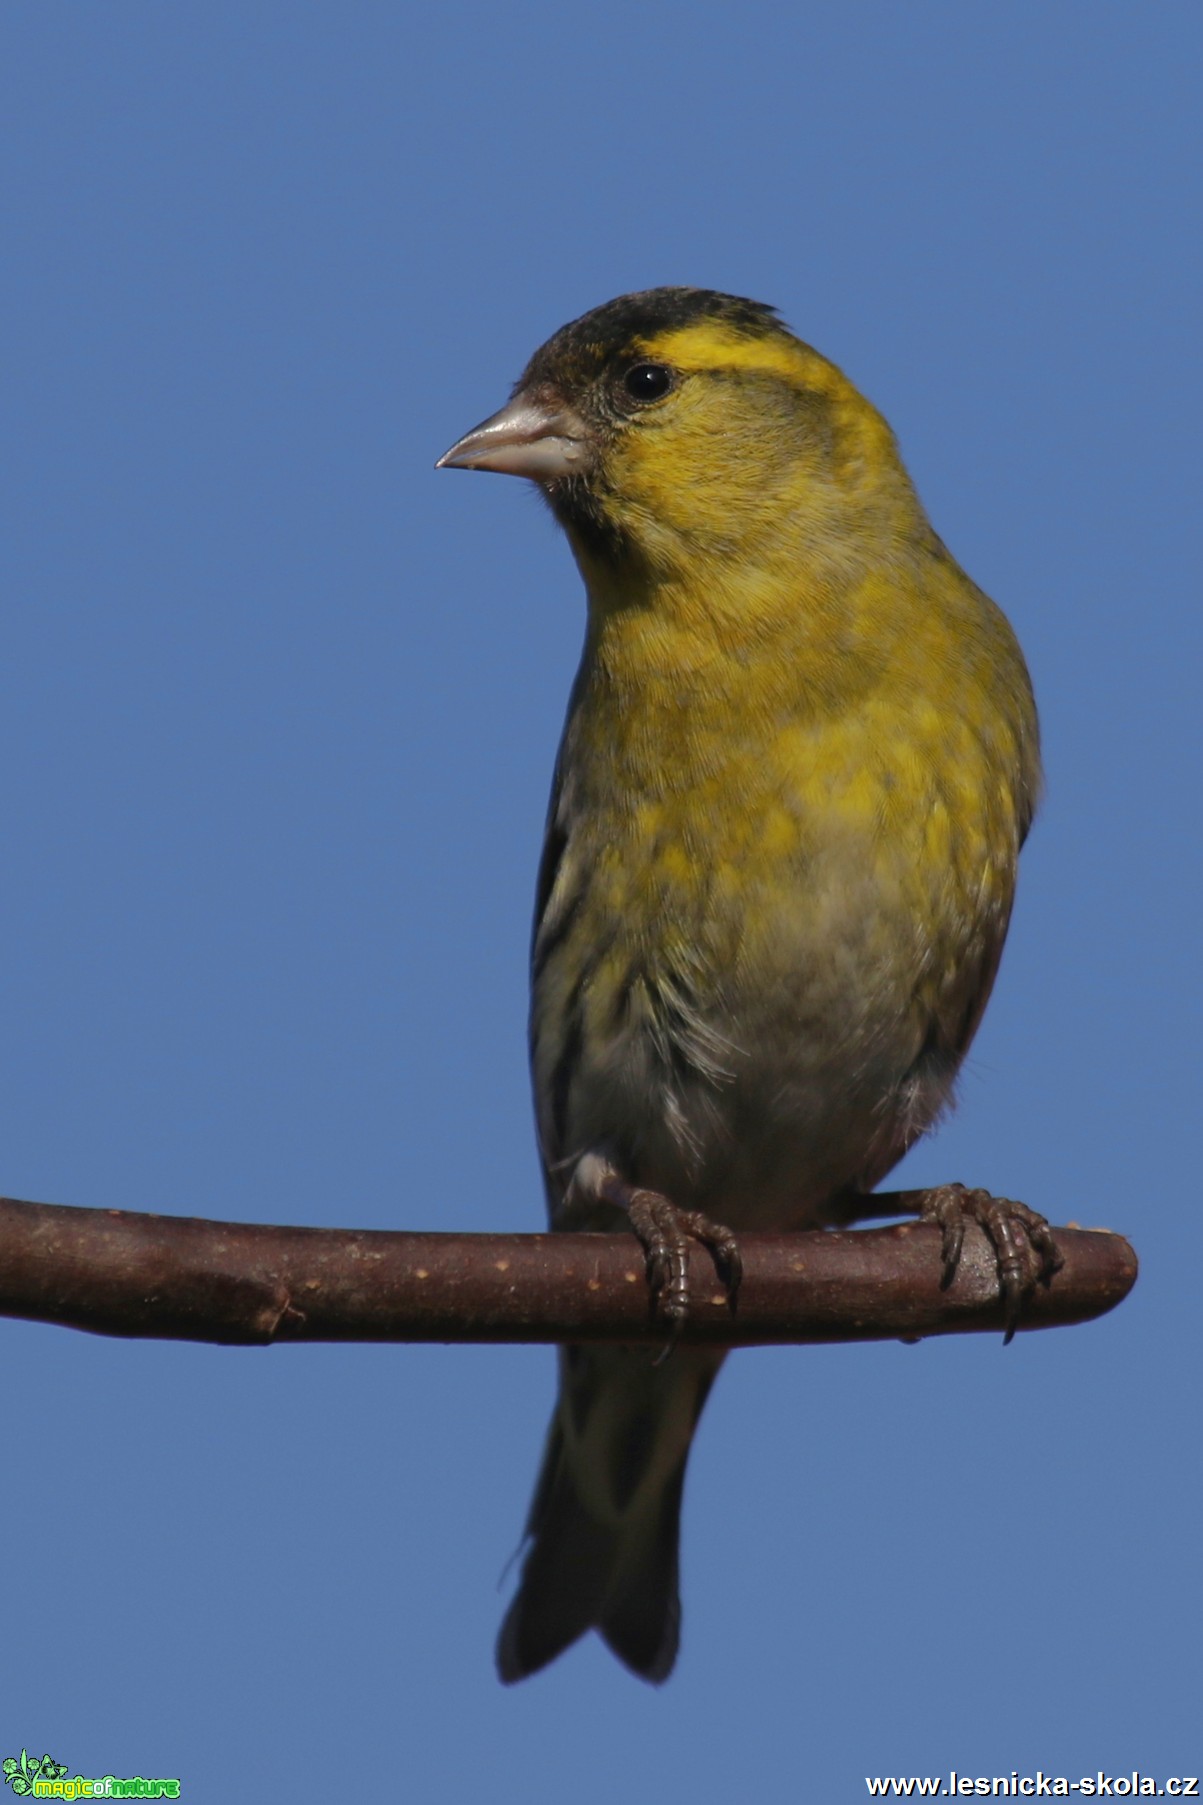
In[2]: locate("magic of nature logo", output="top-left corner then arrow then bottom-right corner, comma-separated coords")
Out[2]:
2,1750 -> 180,1800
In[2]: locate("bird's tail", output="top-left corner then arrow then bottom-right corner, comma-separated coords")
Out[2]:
496,1342 -> 724,1684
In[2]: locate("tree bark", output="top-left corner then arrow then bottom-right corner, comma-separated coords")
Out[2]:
0,1194 -> 1135,1348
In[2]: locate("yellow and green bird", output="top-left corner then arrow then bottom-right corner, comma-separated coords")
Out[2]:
438,287 -> 1053,1684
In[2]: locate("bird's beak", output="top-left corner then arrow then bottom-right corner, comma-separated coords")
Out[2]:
436,389 -> 592,481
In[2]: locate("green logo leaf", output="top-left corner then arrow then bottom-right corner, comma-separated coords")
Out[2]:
2,1748 -> 67,1792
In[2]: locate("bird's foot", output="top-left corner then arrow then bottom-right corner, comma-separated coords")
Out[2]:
920,1182 -> 1064,1344
597,1174 -> 742,1330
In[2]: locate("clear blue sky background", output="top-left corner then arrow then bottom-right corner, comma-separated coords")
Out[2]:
4,4 -> 1200,1799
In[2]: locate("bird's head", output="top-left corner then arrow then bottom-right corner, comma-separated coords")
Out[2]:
437,287 -> 925,598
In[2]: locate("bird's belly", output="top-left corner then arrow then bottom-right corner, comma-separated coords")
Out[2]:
552,964 -> 923,1229
533,830 -> 1000,1231
532,677 -> 1024,1232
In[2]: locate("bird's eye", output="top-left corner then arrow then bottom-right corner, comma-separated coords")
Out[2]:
623,362 -> 674,404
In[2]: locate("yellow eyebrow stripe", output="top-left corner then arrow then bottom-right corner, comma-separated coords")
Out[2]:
638,321 -> 831,388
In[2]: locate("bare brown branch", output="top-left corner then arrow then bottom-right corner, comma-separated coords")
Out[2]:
0,1194 -> 1135,1347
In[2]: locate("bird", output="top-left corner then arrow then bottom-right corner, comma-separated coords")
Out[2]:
436,286 -> 1056,1685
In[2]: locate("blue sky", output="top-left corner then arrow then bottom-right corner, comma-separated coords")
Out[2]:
3,3 -> 1200,1798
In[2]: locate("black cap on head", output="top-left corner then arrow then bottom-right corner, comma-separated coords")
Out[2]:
520,287 -> 786,391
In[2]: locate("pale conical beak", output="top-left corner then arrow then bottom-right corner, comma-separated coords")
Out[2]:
435,390 -> 592,481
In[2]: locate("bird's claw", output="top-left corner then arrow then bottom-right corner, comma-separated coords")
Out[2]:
920,1183 -> 1064,1344
601,1179 -> 742,1333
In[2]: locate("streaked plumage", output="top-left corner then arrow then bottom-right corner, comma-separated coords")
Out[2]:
438,287 -> 1042,1683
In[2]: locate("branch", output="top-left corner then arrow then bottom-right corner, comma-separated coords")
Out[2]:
0,1194 -> 1135,1347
